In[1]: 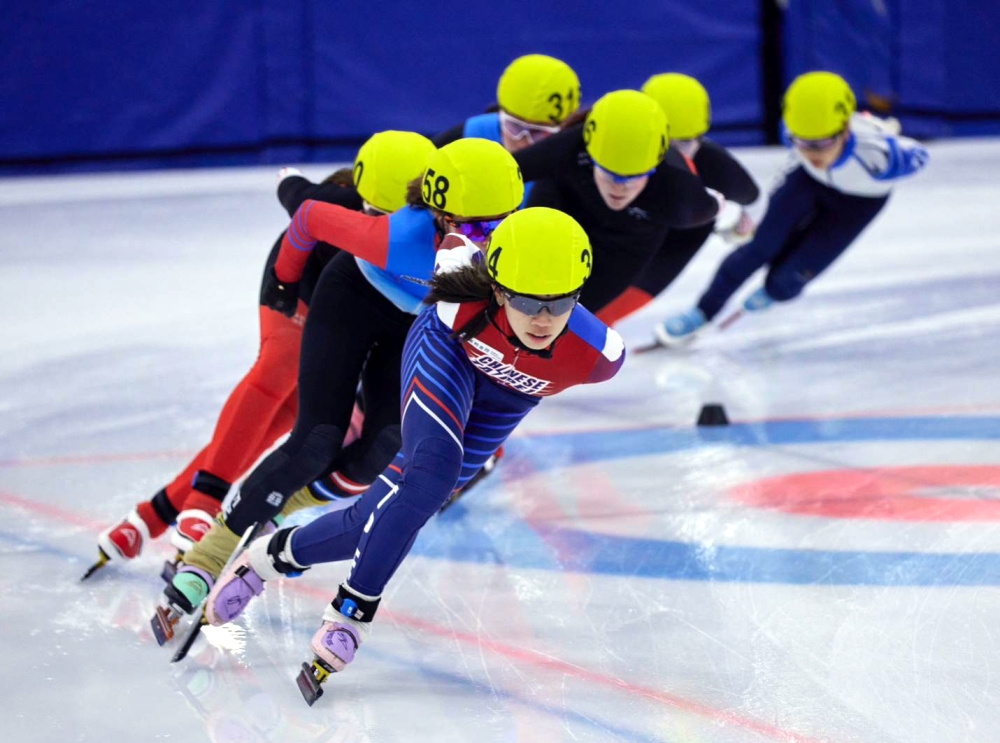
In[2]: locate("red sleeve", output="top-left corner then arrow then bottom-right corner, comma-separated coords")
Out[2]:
274,200 -> 391,282
589,348 -> 626,384
595,287 -> 654,326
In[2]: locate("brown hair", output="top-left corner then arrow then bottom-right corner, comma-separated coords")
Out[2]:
322,167 -> 354,187
405,176 -> 425,207
425,261 -> 495,340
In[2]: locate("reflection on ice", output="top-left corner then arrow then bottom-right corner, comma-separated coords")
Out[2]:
2,140 -> 1000,742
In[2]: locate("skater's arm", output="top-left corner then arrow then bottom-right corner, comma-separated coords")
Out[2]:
513,125 -> 583,183
694,141 -> 769,238
277,173 -> 362,217
275,201 -> 390,283
431,123 -> 466,148
872,135 -> 929,181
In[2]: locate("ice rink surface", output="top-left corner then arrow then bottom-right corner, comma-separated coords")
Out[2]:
2,139 -> 999,743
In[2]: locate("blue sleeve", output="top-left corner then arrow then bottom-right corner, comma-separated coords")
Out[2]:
568,306 -> 625,362
877,136 -> 930,180
383,207 -> 439,282
462,113 -> 503,144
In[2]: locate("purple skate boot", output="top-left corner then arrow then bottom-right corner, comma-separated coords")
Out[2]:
296,585 -> 377,705
205,527 -> 307,626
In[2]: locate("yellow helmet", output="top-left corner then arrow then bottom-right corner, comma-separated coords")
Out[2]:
485,207 -> 592,296
353,131 -> 437,213
421,138 -> 523,218
584,90 -> 669,177
497,54 -> 581,125
782,71 -> 856,139
641,73 -> 711,140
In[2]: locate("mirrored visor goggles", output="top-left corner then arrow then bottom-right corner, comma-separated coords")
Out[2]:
445,216 -> 506,242
790,132 -> 844,151
499,110 -> 561,145
594,162 -> 656,184
500,288 -> 581,317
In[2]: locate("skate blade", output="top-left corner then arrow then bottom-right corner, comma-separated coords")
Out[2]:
80,549 -> 110,581
296,660 -> 333,706
632,339 -> 666,355
717,309 -> 744,331
151,606 -> 179,646
171,614 -> 208,663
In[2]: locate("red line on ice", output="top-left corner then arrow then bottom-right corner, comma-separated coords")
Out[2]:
0,450 -> 195,468
0,489 -> 830,743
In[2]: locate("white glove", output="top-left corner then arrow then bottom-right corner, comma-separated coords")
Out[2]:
705,186 -> 726,217
717,209 -> 757,245
277,166 -> 304,184
855,111 -> 902,136
434,234 -> 483,275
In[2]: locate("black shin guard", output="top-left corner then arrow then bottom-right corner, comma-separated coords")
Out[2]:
225,424 -> 344,534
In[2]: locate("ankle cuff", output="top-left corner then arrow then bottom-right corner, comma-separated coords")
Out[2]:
191,470 -> 232,501
332,583 -> 380,623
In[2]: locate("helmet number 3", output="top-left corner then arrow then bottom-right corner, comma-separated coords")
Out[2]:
547,87 -> 580,123
422,169 -> 450,210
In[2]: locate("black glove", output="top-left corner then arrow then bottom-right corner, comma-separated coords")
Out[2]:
261,267 -> 299,317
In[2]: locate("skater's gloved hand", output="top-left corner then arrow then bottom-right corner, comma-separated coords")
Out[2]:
261,267 -> 300,317
434,233 -> 483,276
717,209 -> 756,245
277,166 -> 304,183
705,187 -> 726,217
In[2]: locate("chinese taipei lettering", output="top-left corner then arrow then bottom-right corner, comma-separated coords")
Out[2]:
468,352 -> 552,395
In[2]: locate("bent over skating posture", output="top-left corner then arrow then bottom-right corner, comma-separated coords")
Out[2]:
87,131 -> 433,579
199,207 -> 626,702
657,71 -> 929,345
154,138 -> 526,635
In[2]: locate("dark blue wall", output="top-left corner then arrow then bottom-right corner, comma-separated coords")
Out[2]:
1,1 -> 997,173
783,0 -> 1000,138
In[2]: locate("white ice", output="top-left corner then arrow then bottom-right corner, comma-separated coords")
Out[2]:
2,140 -> 999,743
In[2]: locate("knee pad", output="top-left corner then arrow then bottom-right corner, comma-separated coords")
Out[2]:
397,437 -> 463,517
340,425 -> 402,488
764,268 -> 809,302
229,424 -> 344,533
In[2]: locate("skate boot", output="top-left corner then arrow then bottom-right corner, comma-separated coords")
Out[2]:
170,509 -> 217,554
742,287 -> 774,312
97,507 -> 151,561
152,565 -> 214,646
205,527 -> 307,627
83,507 -> 152,579
655,307 -> 707,347
296,585 -> 376,705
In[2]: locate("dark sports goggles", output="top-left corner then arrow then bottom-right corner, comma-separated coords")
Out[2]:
790,132 -> 844,151
501,288 -> 581,316
499,110 -> 561,145
594,162 -> 656,184
445,216 -> 506,242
